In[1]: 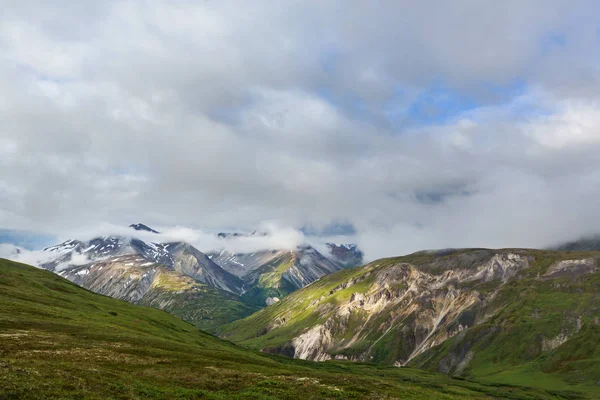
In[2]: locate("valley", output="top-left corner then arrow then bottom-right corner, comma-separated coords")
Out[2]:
0,258 -> 569,399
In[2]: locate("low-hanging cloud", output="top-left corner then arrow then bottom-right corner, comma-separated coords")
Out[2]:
54,222 -> 306,255
152,223 -> 306,254
0,223 -> 307,268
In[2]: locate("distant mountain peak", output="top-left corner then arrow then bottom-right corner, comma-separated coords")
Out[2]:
325,243 -> 364,268
217,231 -> 267,239
129,223 -> 159,234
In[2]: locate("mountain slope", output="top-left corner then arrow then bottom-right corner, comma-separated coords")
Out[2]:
41,226 -> 353,306
165,242 -> 244,293
219,248 -> 600,397
210,245 -> 344,306
0,258 -> 565,400
34,226 -> 348,329
41,236 -> 171,272
40,230 -> 244,295
56,254 -> 255,331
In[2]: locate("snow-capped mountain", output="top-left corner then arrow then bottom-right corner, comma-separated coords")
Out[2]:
41,236 -> 170,272
39,225 -> 242,294
256,244 -> 342,289
208,249 -> 285,277
27,224 -> 363,308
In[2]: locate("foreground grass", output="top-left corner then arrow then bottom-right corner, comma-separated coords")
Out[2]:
0,259 -> 586,399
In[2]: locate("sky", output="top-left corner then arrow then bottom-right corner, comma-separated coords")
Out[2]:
2,0 -> 600,260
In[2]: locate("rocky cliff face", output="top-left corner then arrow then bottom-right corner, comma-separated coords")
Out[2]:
219,248 -> 600,387
163,242 -> 244,293
208,249 -> 287,278
244,250 -> 531,364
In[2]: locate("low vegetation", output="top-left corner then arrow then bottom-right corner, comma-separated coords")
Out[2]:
0,258 -> 580,399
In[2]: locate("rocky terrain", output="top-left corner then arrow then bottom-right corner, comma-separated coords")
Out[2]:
220,248 -> 600,392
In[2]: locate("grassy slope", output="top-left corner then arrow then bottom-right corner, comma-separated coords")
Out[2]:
57,256 -> 256,333
218,251 -> 461,345
139,270 -> 258,333
220,250 -> 600,398
218,264 -> 379,347
0,258 -> 575,400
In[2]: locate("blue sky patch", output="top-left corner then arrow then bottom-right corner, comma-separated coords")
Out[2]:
0,229 -> 56,250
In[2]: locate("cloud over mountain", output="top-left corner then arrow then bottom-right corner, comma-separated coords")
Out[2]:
2,1 -> 600,259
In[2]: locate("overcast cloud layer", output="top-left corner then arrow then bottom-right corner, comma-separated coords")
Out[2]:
2,1 -> 600,260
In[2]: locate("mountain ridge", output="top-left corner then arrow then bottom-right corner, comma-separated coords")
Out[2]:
219,247 -> 600,396
208,244 -> 346,306
25,223 -> 358,329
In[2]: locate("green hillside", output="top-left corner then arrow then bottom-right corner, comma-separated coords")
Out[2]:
137,268 -> 258,332
219,249 -> 600,398
0,258 -> 579,399
51,253 -> 257,333
240,253 -> 299,307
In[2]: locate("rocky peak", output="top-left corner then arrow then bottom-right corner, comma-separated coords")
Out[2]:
129,223 -> 160,234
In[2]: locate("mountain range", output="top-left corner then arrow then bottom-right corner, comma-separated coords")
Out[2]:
27,224 -> 359,331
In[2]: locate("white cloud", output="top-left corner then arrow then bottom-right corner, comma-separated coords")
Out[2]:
0,244 -> 53,269
2,1 -> 600,261
526,100 -> 600,149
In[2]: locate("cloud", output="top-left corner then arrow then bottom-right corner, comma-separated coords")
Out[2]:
1,1 -> 600,261
0,223 -> 306,269
147,223 -> 305,254
55,222 -> 306,254
0,243 -> 55,269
